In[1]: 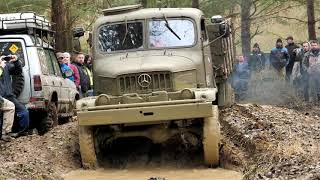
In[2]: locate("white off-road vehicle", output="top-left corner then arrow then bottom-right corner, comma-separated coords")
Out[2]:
0,12 -> 79,134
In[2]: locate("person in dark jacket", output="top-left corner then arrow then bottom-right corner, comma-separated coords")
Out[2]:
270,38 -> 290,80
285,36 -> 300,81
302,40 -> 320,102
72,53 -> 90,97
232,55 -> 250,101
0,54 -> 29,137
84,55 -> 94,96
291,42 -> 310,100
249,43 -> 266,74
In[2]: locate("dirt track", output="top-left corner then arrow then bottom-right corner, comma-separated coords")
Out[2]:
1,103 -> 320,179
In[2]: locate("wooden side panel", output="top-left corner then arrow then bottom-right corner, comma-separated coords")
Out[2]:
207,21 -> 235,83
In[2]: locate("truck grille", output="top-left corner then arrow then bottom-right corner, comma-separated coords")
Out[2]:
118,72 -> 172,94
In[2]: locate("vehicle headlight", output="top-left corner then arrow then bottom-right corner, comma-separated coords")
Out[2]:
173,70 -> 197,90
194,88 -> 218,102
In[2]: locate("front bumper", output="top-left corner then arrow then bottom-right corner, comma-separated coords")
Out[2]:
78,99 -> 213,126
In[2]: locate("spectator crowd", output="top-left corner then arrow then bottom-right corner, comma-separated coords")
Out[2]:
56,52 -> 93,97
232,36 -> 320,102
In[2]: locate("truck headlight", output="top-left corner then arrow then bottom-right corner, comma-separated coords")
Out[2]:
173,70 -> 197,90
194,88 -> 218,102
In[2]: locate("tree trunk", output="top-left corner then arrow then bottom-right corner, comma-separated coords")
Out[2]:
51,0 -> 66,52
229,5 -> 237,56
307,0 -> 317,40
240,0 -> 252,59
65,5 -> 74,52
141,0 -> 148,8
192,0 -> 199,9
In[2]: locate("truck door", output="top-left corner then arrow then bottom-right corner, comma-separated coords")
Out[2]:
200,18 -> 214,88
48,50 -> 70,113
38,48 -> 61,110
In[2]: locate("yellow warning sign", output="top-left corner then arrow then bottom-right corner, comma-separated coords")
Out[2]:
9,44 -> 19,54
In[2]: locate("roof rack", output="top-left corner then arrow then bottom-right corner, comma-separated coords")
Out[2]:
102,4 -> 142,16
0,12 -> 55,48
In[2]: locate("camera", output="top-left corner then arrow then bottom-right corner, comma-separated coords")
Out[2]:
2,55 -> 12,62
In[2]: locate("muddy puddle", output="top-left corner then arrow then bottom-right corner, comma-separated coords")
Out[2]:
63,130 -> 242,180
64,168 -> 242,180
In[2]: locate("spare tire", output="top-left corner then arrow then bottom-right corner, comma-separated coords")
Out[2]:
11,73 -> 24,97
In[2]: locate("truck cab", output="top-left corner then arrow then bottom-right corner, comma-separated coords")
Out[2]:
77,5 -> 235,169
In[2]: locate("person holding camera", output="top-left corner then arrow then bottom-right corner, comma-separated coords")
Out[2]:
0,54 -> 29,138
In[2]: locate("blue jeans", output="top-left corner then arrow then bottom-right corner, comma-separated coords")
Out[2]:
7,97 -> 29,133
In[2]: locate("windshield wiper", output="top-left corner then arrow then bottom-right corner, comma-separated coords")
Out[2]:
122,17 -> 128,45
163,15 -> 181,40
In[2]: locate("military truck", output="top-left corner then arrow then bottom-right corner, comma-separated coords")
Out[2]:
77,5 -> 235,168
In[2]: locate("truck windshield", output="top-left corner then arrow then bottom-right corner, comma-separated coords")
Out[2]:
99,22 -> 143,53
148,19 -> 195,48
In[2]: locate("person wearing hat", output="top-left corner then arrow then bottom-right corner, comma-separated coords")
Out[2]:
249,43 -> 266,74
270,38 -> 290,79
56,52 -> 75,82
285,36 -> 300,81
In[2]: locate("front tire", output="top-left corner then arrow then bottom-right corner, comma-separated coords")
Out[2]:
79,126 -> 98,169
38,102 -> 58,135
203,105 -> 220,167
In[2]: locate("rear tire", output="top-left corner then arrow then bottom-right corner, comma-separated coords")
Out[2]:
203,105 -> 220,167
37,102 -> 58,135
79,126 -> 98,169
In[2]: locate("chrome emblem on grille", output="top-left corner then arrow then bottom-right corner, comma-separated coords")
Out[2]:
138,73 -> 152,88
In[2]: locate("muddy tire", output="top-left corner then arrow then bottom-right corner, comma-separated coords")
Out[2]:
11,73 -> 24,97
203,105 -> 220,167
38,102 -> 58,135
79,126 -> 98,169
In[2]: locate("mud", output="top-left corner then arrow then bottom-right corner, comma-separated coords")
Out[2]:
64,168 -> 242,180
221,103 -> 320,179
1,103 -> 320,179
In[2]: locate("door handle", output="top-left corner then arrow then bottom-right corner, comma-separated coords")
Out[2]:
52,81 -> 55,85
60,82 -> 62,86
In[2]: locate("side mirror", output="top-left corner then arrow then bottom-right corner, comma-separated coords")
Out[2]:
219,23 -> 230,38
211,15 -> 230,38
73,27 -> 85,38
211,15 -> 223,24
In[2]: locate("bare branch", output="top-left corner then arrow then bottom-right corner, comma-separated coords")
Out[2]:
250,26 -> 262,40
250,1 -> 258,17
271,16 -> 308,23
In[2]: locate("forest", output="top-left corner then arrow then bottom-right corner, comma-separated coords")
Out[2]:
0,0 -> 319,56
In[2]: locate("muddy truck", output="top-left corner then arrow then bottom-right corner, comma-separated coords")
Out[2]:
76,5 -> 235,169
